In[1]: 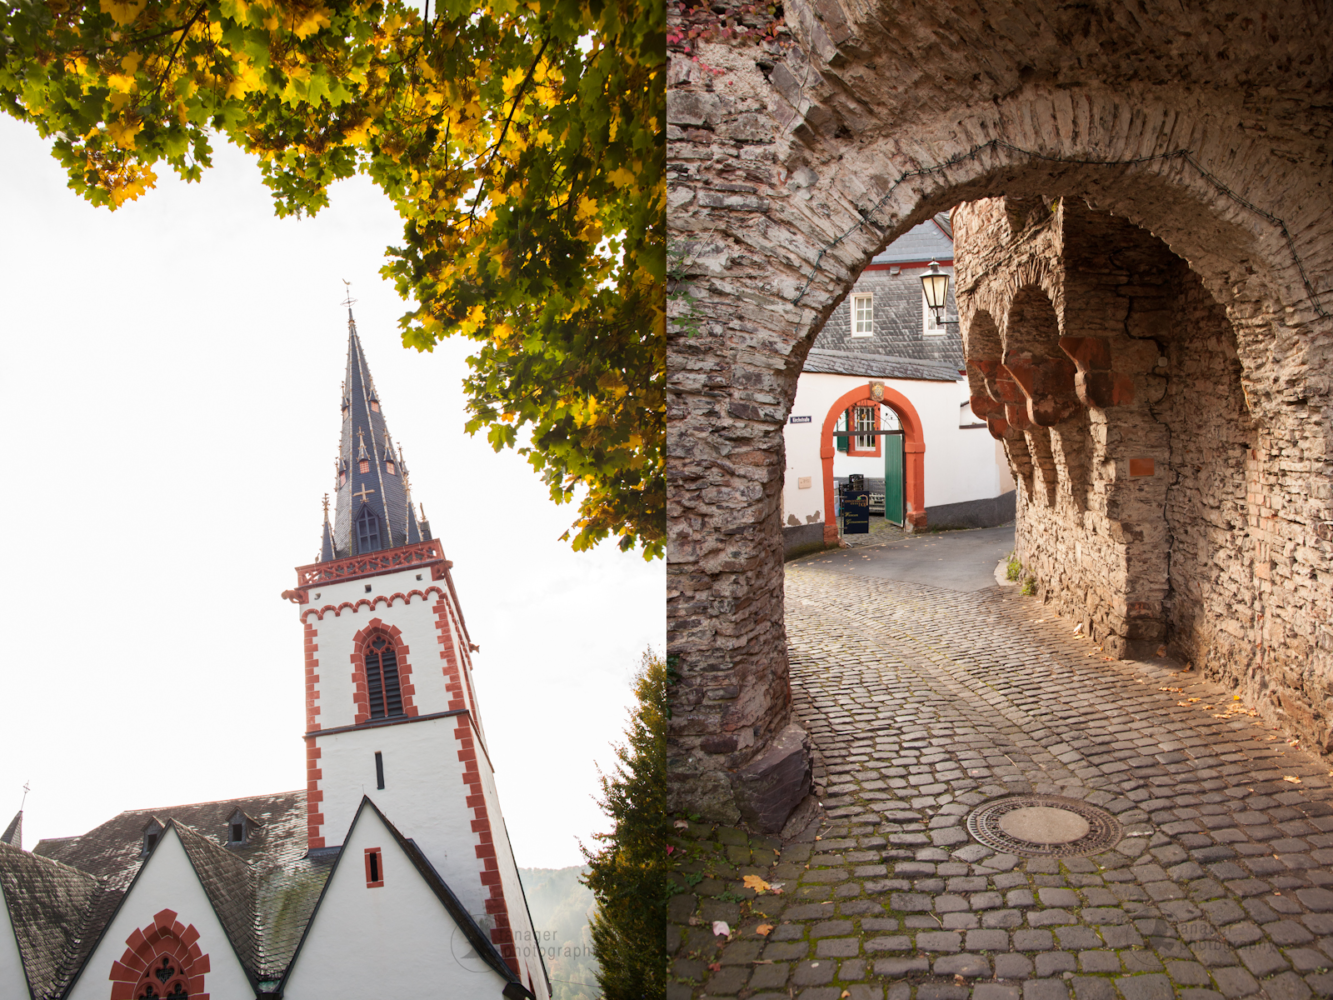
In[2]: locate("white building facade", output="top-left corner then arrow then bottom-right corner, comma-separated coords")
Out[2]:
782,216 -> 1015,555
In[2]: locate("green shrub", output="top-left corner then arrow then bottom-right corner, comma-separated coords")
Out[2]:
1021,576 -> 1037,596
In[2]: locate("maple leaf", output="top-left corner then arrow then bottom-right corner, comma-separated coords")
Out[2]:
755,924 -> 774,936
742,874 -> 771,894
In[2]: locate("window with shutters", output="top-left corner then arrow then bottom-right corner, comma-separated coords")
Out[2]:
356,506 -> 382,553
364,636 -> 404,720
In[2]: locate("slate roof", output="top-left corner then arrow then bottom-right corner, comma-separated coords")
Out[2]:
803,349 -> 962,382
0,845 -> 100,999
3,810 -> 21,849
869,214 -> 954,264
21,791 -> 333,995
325,314 -> 432,560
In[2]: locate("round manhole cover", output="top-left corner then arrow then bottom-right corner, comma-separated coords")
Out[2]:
966,795 -> 1122,858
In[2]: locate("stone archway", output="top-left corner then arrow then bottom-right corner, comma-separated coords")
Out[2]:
819,383 -> 927,541
666,1 -> 1333,827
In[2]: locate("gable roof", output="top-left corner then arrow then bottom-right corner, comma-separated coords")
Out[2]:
283,796 -> 531,996
27,790 -> 333,992
0,844 -> 100,999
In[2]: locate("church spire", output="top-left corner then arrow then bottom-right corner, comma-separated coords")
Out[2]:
322,309 -> 419,560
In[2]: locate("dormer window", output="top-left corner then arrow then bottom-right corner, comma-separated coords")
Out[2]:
356,506 -> 382,553
339,470 -> 348,486
142,821 -> 162,857
385,460 -> 396,475
359,459 -> 370,474
227,810 -> 248,846
369,399 -> 380,412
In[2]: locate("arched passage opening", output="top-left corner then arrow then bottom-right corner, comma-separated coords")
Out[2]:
818,383 -> 927,541
666,4 -> 1332,830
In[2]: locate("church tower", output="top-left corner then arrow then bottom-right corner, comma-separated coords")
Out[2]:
286,311 -> 545,993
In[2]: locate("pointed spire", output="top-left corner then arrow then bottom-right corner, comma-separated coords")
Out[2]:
319,299 -> 420,561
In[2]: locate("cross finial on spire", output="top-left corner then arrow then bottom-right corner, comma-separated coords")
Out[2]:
20,781 -> 29,811
322,493 -> 330,518
341,279 -> 357,324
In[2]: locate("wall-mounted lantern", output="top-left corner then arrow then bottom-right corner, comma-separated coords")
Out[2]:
921,260 -> 950,324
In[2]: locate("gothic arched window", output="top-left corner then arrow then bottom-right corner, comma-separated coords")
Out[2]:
365,636 -> 404,720
356,506 -> 381,553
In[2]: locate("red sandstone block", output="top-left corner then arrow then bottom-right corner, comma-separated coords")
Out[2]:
475,844 -> 496,859
181,925 -> 200,947
110,959 -> 140,981
154,910 -> 178,929
111,981 -> 135,999
196,955 -> 211,974
127,929 -> 149,953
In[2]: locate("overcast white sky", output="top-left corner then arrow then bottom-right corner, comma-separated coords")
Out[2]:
0,115 -> 663,869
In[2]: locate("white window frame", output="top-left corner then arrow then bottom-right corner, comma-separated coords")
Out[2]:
851,293 -> 874,337
853,405 -> 877,451
923,288 -> 947,337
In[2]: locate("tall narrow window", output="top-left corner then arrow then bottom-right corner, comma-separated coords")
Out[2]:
923,288 -> 947,336
365,847 -> 384,887
356,506 -> 382,553
854,406 -> 877,450
364,637 -> 404,720
851,293 -> 874,336
375,751 -> 385,790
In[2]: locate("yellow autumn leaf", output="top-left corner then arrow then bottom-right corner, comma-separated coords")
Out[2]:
1284,775 -> 1301,783
105,118 -> 143,149
100,0 -> 146,26
755,923 -> 774,936
606,166 -> 636,189
227,59 -> 265,98
291,4 -> 332,38
501,66 -> 527,94
742,874 -> 770,893
492,322 -> 516,343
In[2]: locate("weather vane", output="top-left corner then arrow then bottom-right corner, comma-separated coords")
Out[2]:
341,279 -> 357,310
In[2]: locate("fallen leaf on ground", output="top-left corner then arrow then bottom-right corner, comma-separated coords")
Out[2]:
756,924 -> 774,936
708,961 -> 722,972
1233,695 -> 1241,701
713,920 -> 731,938
674,819 -> 690,829
1156,646 -> 1166,657
955,975 -> 966,985
743,875 -> 771,894
1188,697 -> 1201,703
1284,776 -> 1302,783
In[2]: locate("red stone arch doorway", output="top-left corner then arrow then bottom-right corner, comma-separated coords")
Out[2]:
820,383 -> 927,544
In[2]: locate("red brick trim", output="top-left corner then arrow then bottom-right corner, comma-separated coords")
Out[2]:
364,847 -> 384,888
349,620 -> 419,725
109,909 -> 210,1000
432,596 -> 514,970
300,587 -> 447,623
453,714 -> 517,971
305,738 -> 325,851
304,621 -> 321,733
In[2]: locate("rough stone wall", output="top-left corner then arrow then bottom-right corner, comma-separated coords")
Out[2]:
955,196 -> 1333,753
667,0 -> 1333,823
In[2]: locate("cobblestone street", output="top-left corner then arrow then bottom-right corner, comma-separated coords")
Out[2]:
669,561 -> 1333,1000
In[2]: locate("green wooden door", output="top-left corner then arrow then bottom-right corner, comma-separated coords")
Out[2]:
884,432 -> 904,525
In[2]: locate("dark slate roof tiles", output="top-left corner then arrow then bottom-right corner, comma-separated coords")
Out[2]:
0,843 -> 100,999
870,215 -> 954,264
802,349 -> 962,382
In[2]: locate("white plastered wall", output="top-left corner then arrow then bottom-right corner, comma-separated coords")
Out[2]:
283,805 -> 521,1000
65,828 -> 252,1000
303,567 -> 465,728
783,372 -> 1005,525
317,719 -> 487,918
0,887 -> 30,999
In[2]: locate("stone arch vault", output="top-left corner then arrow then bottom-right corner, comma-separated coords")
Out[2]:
667,0 -> 1333,828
